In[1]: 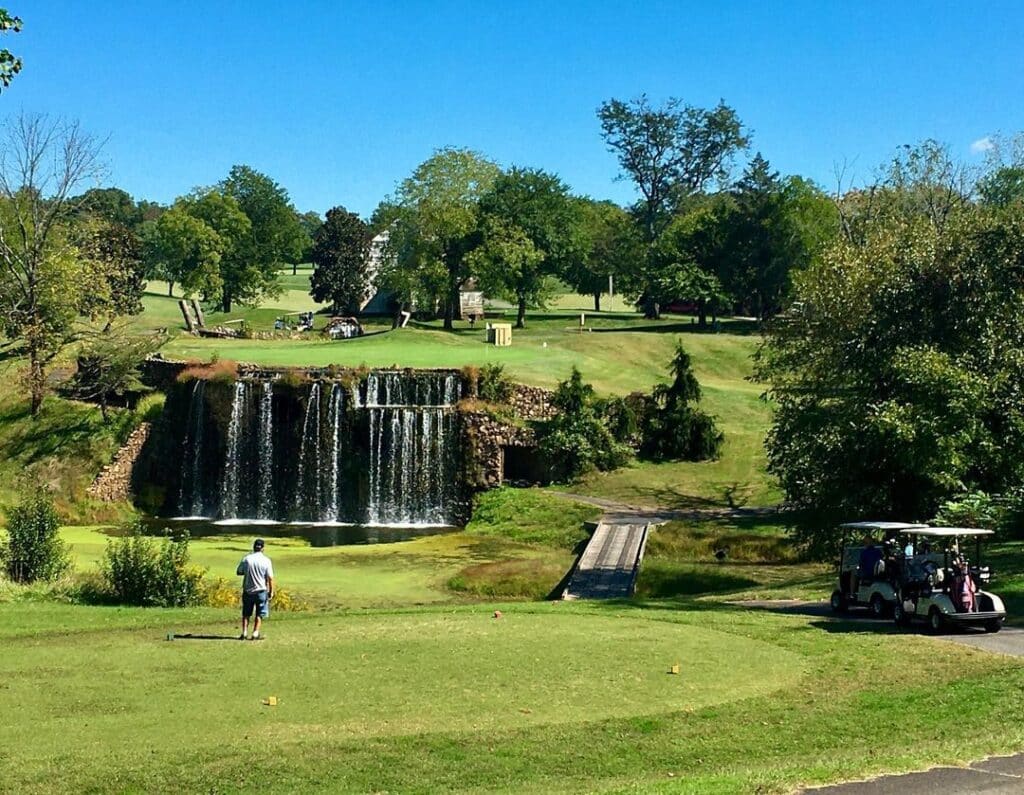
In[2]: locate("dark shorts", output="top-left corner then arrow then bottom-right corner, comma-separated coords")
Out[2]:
242,590 -> 269,619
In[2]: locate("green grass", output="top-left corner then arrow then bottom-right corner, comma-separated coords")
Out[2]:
3,599 -> 1024,793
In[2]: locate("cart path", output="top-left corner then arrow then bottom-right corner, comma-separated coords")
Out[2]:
800,752 -> 1024,793
734,600 -> 1024,656
549,491 -> 780,524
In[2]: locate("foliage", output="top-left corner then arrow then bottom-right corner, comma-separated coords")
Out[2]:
597,94 -> 748,243
0,8 -> 21,91
757,141 -> 1024,555
72,187 -> 145,229
384,148 -> 501,328
933,491 -> 1003,531
537,367 -> 630,481
221,164 -> 306,272
143,205 -> 222,298
594,393 -> 643,446
77,220 -> 146,325
73,326 -> 165,421
101,524 -> 205,607
308,206 -> 372,314
0,113 -> 105,415
477,362 -> 512,403
472,167 -> 585,328
639,342 -> 723,461
566,198 -> 644,311
1,489 -> 69,583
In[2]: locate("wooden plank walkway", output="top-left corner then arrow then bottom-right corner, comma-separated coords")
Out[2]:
562,522 -> 650,600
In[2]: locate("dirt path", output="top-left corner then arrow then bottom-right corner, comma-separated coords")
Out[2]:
550,490 -> 780,525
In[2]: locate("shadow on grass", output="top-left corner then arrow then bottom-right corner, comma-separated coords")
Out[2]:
589,318 -> 761,336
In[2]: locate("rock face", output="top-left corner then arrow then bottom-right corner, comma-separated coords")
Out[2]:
462,414 -> 538,489
88,422 -> 152,502
507,384 -> 555,420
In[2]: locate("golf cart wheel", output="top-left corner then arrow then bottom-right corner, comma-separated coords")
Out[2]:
893,600 -> 909,628
869,594 -> 887,618
984,619 -> 1003,634
830,590 -> 847,613
927,607 -> 945,635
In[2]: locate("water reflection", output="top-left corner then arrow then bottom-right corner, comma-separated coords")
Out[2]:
130,517 -> 459,548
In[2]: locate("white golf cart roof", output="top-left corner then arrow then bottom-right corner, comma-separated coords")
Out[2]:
904,527 -> 995,537
840,521 -> 929,531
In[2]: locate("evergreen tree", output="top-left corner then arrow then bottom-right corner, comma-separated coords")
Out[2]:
309,207 -> 372,315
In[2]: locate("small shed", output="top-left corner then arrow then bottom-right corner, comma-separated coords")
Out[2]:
487,323 -> 512,347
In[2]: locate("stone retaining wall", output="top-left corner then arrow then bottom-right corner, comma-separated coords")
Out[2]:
508,383 -> 555,420
88,422 -> 152,502
462,412 -> 538,488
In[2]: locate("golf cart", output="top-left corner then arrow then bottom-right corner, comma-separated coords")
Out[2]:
892,527 -> 1006,634
830,521 -> 929,617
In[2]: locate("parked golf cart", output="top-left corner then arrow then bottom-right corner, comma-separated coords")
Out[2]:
830,521 -> 929,617
892,527 -> 1006,634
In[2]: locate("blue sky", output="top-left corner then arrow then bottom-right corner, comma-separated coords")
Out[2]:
8,1 -> 1024,216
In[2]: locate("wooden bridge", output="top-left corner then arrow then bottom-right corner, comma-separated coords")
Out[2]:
562,522 -> 651,600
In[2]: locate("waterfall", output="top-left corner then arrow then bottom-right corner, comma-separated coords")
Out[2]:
170,370 -> 463,526
220,380 -> 247,519
325,383 -> 344,522
295,381 -> 323,520
177,379 -> 206,516
256,380 -> 274,519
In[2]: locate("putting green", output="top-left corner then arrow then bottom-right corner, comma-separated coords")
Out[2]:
3,606 -> 803,788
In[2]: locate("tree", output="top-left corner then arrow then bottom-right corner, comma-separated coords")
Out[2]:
71,187 -> 143,229
638,343 -> 723,461
597,95 -> 748,243
77,221 -> 146,329
756,142 -> 1024,556
389,148 -> 501,329
978,133 -> 1024,208
567,199 -> 644,311
537,367 -> 630,481
73,325 -> 165,422
0,113 -> 104,415
473,167 -> 583,328
1,489 -> 68,583
309,206 -> 372,315
180,189 -> 257,312
0,8 -> 21,92
222,164 -> 304,279
296,210 -> 323,271
145,205 -> 223,300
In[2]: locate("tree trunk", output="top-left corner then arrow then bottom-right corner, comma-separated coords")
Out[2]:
642,294 -> 660,320
593,292 -> 601,312
100,393 -> 109,424
222,289 -> 232,313
698,299 -> 708,329
167,281 -> 174,298
516,295 -> 527,329
292,262 -> 298,276
29,344 -> 44,417
443,276 -> 458,331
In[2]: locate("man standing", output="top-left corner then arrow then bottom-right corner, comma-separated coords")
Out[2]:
236,538 -> 274,641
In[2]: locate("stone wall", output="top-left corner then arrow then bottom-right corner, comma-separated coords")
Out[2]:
508,383 -> 555,420
88,422 -> 153,502
462,412 -> 538,488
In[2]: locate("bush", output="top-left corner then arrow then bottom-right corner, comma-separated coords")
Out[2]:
639,342 -> 723,461
478,363 -> 513,403
101,524 -> 205,606
1,491 -> 69,584
595,393 -> 643,446
934,491 -> 1002,530
536,367 -> 630,481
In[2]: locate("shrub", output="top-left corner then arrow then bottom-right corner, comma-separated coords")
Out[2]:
639,342 -> 723,461
176,359 -> 239,384
1,491 -> 70,584
536,367 -> 630,481
101,524 -> 205,606
478,363 -> 513,403
595,394 -> 643,446
933,491 -> 1002,530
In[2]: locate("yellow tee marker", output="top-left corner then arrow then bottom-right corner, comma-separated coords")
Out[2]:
263,696 -> 278,706
668,664 -> 680,675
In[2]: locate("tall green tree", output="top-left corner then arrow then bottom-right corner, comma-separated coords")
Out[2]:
77,221 -> 146,330
145,204 -> 223,301
0,113 -> 104,415
296,210 -> 323,270
597,95 -> 748,243
180,189 -> 258,312
222,165 -> 305,274
566,199 -> 644,311
309,206 -> 372,315
473,167 -> 583,328
388,148 -> 501,329
756,142 -> 1024,556
72,187 -> 144,229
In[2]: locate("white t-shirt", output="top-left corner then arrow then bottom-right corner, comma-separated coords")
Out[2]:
237,551 -> 274,593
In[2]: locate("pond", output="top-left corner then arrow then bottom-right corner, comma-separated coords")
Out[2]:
133,517 -> 460,548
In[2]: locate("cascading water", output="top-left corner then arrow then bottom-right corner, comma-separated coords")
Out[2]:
219,380 -> 247,519
171,370 -> 463,525
177,379 -> 206,516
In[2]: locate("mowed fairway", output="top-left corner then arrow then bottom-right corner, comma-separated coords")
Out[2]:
4,602 -> 1024,793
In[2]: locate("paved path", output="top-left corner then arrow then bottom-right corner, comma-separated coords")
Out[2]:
562,522 -> 649,600
551,491 -> 780,525
802,753 -> 1024,793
